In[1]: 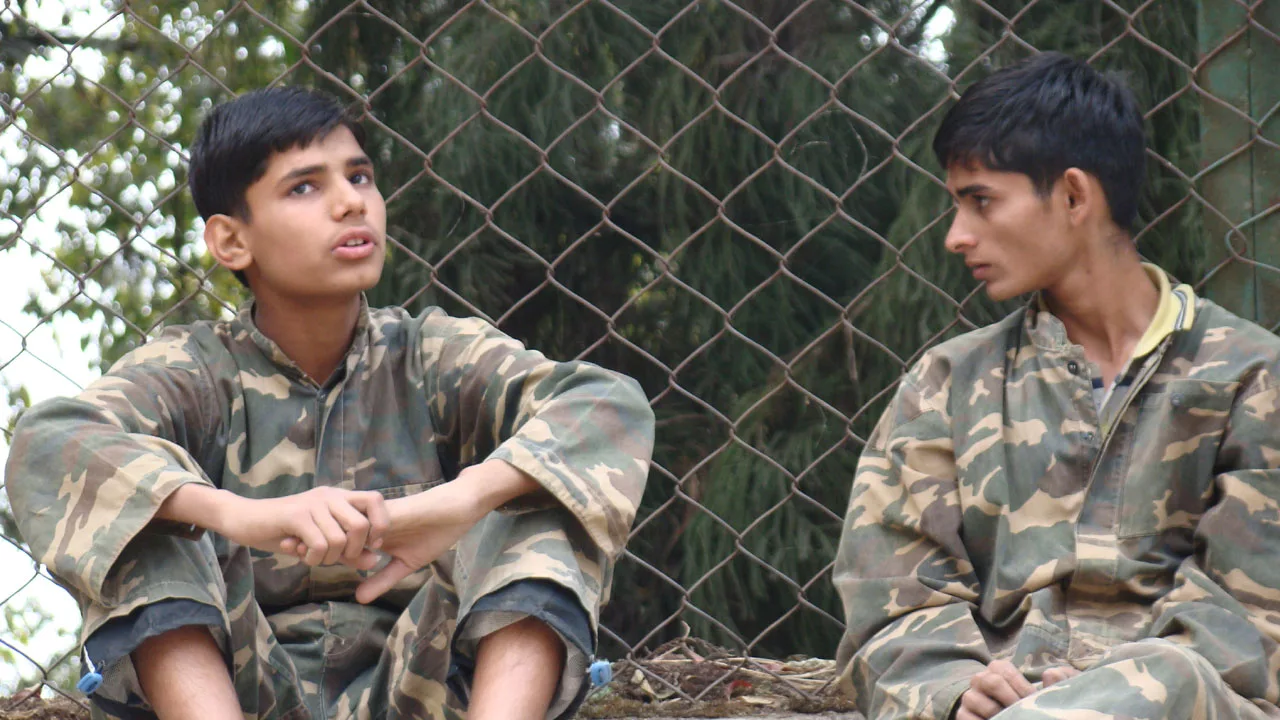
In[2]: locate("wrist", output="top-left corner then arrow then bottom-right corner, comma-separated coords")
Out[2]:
206,489 -> 247,537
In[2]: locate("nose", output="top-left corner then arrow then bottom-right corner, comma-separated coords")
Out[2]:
332,178 -> 367,220
943,213 -> 976,255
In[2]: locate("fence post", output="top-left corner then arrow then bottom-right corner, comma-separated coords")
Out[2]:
1197,0 -> 1280,326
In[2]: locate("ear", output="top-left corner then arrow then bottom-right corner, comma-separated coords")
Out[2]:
1060,168 -> 1102,226
204,214 -> 253,273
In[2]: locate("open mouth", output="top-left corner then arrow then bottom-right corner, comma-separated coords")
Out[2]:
333,232 -> 377,259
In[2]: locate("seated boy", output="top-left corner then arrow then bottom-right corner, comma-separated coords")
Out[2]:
4,87 -> 655,720
833,53 -> 1280,720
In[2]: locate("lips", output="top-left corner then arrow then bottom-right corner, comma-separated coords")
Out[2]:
967,263 -> 993,281
332,228 -> 378,260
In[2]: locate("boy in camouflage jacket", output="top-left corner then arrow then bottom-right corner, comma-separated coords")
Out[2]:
4,88 -> 655,720
834,53 -> 1280,720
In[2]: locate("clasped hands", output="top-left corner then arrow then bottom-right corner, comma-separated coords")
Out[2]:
955,660 -> 1082,720
201,461 -> 528,604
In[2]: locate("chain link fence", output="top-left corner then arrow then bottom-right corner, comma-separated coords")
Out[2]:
0,0 -> 1277,710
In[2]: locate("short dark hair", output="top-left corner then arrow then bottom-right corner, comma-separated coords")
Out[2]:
188,87 -> 368,285
933,52 -> 1146,229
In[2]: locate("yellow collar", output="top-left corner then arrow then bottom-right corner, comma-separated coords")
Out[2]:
1031,263 -> 1196,357
1133,263 -> 1196,358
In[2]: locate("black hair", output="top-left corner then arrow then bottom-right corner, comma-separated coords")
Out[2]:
933,52 -> 1146,229
188,87 -> 368,286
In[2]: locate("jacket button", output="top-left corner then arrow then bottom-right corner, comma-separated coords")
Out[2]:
1067,360 -> 1080,375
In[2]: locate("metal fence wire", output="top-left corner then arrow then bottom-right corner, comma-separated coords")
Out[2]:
0,0 -> 1277,709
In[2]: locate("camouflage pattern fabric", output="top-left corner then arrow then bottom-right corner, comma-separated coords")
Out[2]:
4,297 -> 655,718
994,640 -> 1273,719
834,278 -> 1280,720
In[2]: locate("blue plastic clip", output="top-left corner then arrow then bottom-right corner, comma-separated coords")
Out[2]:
76,647 -> 103,694
588,659 -> 612,687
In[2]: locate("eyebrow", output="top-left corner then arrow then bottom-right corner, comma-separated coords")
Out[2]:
278,155 -> 374,185
954,183 -> 992,199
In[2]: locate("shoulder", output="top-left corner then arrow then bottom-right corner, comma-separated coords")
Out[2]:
903,308 -> 1025,393
1173,300 -> 1280,392
392,305 -> 527,357
870,309 -> 1024,442
104,320 -> 229,380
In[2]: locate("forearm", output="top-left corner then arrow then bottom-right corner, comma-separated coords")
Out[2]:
461,459 -> 544,510
385,460 -> 541,534
154,483 -> 238,535
468,616 -> 565,720
841,603 -> 988,720
1150,560 -> 1280,702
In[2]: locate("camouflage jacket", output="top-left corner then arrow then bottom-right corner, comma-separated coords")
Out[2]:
5,298 -> 653,650
834,275 -> 1280,719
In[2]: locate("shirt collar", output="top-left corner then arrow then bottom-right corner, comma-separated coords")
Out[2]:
1027,263 -> 1196,355
234,294 -> 373,386
1132,263 -> 1196,358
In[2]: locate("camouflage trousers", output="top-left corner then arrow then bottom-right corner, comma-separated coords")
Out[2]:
997,640 -> 1280,720
87,536 -> 466,720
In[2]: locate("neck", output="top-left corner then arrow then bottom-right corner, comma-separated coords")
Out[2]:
252,294 -> 363,384
1043,242 -> 1157,374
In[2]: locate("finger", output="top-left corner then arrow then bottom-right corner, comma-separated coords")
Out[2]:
955,708 -> 983,720
973,672 -> 1023,709
292,522 -> 329,567
353,548 -> 382,571
989,660 -> 1035,698
960,688 -> 1003,719
279,537 -> 299,555
355,558 -> 415,605
330,501 -> 371,563
1042,666 -> 1080,688
312,509 -> 348,566
350,492 -> 389,549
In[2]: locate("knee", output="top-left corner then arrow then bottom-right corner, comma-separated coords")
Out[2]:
1001,640 -> 1219,718
1102,638 -> 1215,682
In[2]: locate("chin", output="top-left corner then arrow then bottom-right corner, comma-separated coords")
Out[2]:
347,264 -> 385,292
983,283 -> 1023,303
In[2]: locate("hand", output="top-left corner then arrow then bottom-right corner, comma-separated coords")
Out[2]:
956,660 -> 1035,720
285,479 -> 489,603
1041,665 -> 1081,687
220,487 -> 389,567
353,479 -> 488,603
287,461 -> 542,603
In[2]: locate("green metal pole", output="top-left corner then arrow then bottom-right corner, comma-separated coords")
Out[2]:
1198,0 -> 1280,325
1249,0 -> 1280,330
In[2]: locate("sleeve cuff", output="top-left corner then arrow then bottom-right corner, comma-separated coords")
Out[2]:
448,579 -> 594,720
84,598 -> 225,668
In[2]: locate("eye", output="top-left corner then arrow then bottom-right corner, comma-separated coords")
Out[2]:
289,181 -> 315,196
350,170 -> 373,185
973,195 -> 991,211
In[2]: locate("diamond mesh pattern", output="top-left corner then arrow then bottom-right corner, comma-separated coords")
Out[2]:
0,0 -> 1276,706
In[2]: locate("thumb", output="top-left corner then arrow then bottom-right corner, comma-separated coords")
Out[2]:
356,558 -> 416,605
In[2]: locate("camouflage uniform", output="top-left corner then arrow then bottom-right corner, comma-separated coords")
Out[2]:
834,266 -> 1280,720
5,298 -> 654,720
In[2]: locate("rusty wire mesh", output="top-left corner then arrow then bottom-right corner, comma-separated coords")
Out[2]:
0,0 -> 1277,710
